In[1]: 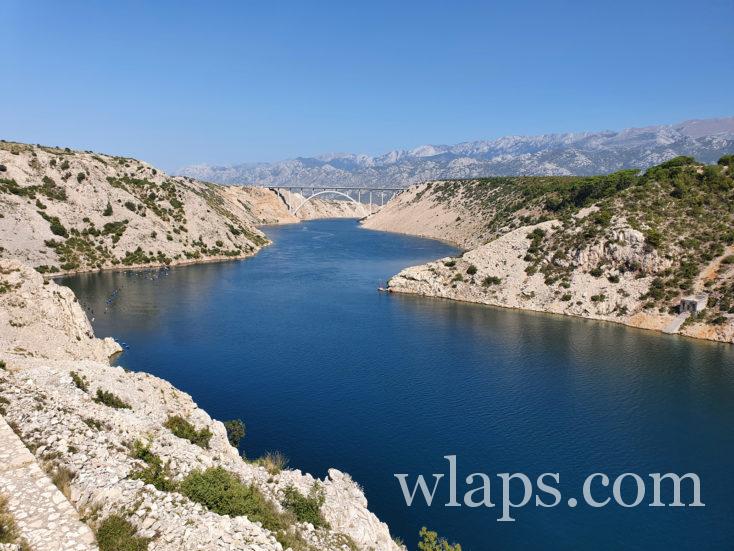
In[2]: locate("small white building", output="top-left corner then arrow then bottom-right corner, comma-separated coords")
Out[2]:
679,293 -> 708,314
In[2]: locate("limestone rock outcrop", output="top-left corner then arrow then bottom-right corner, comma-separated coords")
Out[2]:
0,261 -> 402,550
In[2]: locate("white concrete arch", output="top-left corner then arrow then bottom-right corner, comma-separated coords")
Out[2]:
292,190 -> 368,216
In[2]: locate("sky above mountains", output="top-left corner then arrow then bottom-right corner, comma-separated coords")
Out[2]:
2,0 -> 733,172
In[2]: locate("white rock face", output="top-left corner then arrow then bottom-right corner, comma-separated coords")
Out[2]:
0,142 -> 367,276
367,174 -> 734,345
362,183 -> 489,249
0,260 -> 120,362
0,262 -> 403,551
386,219 -> 733,343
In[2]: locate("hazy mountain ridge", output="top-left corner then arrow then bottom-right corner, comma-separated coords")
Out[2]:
180,117 -> 734,187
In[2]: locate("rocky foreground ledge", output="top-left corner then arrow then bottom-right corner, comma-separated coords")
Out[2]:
0,260 -> 402,551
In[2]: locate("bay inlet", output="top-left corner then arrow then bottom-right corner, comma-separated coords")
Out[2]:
59,219 -> 734,550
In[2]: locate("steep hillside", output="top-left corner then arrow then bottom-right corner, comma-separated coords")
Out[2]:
370,155 -> 734,343
0,142 -> 364,276
181,117 -> 734,187
0,141 -> 272,275
0,259 -> 402,550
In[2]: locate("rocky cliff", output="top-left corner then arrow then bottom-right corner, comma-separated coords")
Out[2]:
0,259 -> 402,550
367,156 -> 734,344
0,141 -> 364,276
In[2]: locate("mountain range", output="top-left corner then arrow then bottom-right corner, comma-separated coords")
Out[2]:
179,117 -> 734,188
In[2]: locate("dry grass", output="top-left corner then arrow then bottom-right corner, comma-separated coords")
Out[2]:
48,464 -> 76,500
251,451 -> 288,475
0,494 -> 19,543
0,493 -> 31,550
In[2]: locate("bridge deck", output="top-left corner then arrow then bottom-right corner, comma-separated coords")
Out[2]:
269,186 -> 404,191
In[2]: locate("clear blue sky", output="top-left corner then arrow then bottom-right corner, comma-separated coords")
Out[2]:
2,0 -> 732,171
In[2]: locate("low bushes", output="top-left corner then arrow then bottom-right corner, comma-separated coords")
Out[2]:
93,388 -> 131,409
180,467 -> 311,549
37,211 -> 68,237
418,526 -> 462,551
282,484 -> 329,528
129,441 -> 176,492
482,275 -> 501,286
180,467 -> 284,532
224,419 -> 245,447
164,415 -> 212,448
70,370 -> 88,392
96,515 -> 149,551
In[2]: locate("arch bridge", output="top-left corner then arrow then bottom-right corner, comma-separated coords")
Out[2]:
270,186 -> 405,216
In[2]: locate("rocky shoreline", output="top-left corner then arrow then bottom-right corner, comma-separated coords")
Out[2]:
0,141 -> 366,279
364,168 -> 734,345
0,260 -> 402,550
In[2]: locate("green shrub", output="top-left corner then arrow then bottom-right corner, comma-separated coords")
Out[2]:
560,293 -> 572,301
451,274 -> 464,283
37,210 -> 69,237
70,371 -> 88,392
49,218 -> 68,237
443,260 -> 456,268
466,264 -> 477,275
721,255 -> 734,265
129,441 -> 176,492
96,515 -> 149,551
589,267 -> 603,278
224,419 -> 245,448
658,156 -> 696,169
102,220 -> 127,243
418,526 -> 462,551
76,172 -> 86,183
103,202 -> 113,216
93,389 -> 131,409
164,416 -> 212,449
591,294 -> 606,302
281,484 -> 329,528
644,229 -> 663,249
180,467 -> 284,531
482,275 -> 501,286
83,417 -> 106,430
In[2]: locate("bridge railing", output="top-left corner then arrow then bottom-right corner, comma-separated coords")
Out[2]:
269,186 -> 405,215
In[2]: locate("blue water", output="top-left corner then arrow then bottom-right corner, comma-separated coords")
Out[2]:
59,219 -> 734,550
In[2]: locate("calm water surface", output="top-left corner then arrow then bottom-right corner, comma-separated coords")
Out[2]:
59,219 -> 734,550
